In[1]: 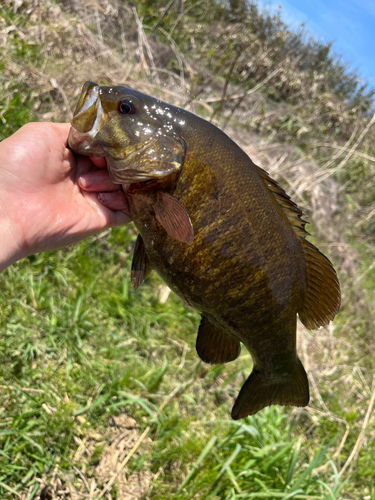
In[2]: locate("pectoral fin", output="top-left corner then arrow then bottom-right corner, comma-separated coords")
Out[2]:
153,191 -> 194,244
131,234 -> 153,290
196,316 -> 241,364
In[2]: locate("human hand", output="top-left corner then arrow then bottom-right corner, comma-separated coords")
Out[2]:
0,122 -> 131,271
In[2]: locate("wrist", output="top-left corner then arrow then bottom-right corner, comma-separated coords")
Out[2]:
0,203 -> 25,272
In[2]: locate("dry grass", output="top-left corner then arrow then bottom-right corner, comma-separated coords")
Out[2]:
19,414 -> 153,499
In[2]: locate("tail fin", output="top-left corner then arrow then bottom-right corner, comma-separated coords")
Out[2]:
231,357 -> 309,420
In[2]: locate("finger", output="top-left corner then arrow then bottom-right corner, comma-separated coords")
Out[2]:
82,191 -> 132,227
89,156 -> 107,168
79,170 -> 121,192
98,191 -> 130,213
73,154 -> 98,178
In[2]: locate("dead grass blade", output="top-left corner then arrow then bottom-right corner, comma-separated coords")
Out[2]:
338,375 -> 375,478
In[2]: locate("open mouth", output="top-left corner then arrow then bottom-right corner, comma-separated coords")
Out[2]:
71,82 -> 101,133
68,82 -> 108,155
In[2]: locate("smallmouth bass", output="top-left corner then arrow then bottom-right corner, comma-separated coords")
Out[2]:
68,82 -> 341,419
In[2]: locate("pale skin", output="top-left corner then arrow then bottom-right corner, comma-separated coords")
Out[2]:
0,122 -> 131,272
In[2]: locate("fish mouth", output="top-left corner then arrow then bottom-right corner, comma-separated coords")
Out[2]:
68,81 -> 108,155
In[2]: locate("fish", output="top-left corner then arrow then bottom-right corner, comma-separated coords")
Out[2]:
68,81 -> 341,419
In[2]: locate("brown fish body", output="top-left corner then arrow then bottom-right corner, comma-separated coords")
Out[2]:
68,82 -> 341,418
127,140 -> 305,358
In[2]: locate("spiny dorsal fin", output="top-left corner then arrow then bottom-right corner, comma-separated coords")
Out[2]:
256,166 -> 309,238
298,239 -> 341,329
196,316 -> 241,364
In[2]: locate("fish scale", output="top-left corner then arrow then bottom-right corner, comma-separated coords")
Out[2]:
68,82 -> 341,419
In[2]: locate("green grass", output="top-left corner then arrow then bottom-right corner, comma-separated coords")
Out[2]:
0,227 -> 349,499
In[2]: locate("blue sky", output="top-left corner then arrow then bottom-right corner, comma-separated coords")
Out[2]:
259,0 -> 375,86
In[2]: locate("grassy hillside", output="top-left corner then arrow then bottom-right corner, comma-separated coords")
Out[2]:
1,0 -> 375,498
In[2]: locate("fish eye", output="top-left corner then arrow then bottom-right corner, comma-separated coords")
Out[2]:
118,99 -> 136,115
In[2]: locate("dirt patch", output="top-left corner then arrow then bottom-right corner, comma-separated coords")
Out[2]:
28,415 -> 153,500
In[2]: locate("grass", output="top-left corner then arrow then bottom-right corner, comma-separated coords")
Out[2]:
1,0 -> 375,498
0,228 -> 350,499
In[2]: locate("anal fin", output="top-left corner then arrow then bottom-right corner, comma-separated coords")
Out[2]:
231,357 -> 309,420
153,191 -> 194,244
196,316 -> 241,364
131,234 -> 153,290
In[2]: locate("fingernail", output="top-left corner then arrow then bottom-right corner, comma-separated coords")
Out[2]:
79,176 -> 91,188
98,192 -> 113,203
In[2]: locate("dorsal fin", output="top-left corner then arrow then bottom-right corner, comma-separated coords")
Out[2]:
256,166 -> 341,328
256,166 -> 309,238
298,240 -> 341,329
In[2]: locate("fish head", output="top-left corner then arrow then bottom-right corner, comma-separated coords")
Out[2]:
68,81 -> 186,183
